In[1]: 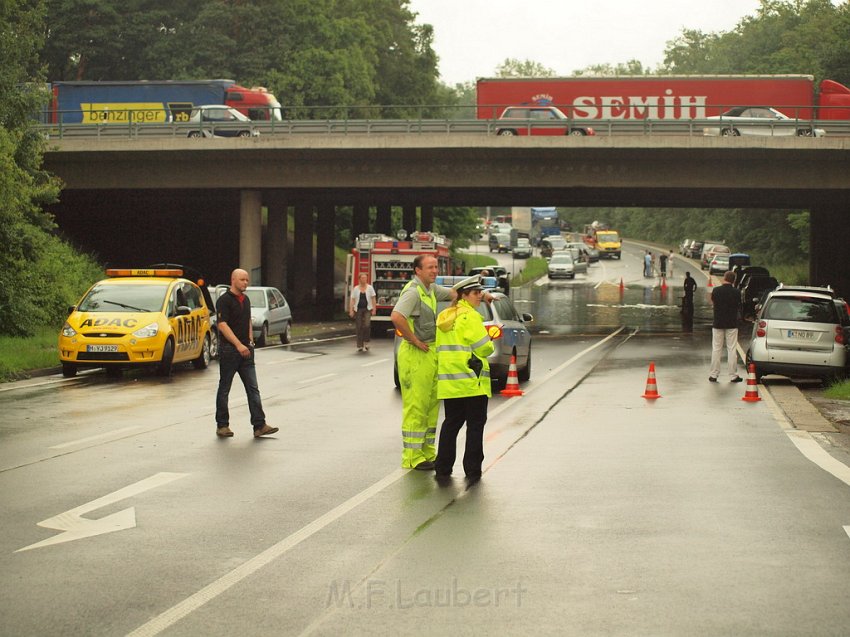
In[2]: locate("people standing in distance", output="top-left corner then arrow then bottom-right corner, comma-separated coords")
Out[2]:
214,268 -> 279,438
659,252 -> 668,278
667,250 -> 675,278
709,270 -> 743,383
349,273 -> 377,352
434,276 -> 495,483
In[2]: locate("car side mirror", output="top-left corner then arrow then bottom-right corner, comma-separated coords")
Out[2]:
176,305 -> 191,316
67,305 -> 76,315
522,313 -> 534,323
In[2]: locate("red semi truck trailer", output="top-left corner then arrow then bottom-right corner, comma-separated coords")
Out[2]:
477,75 -> 850,122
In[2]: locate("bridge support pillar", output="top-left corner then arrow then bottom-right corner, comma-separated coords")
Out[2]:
265,191 -> 288,294
316,204 -> 336,320
402,205 -> 417,235
353,204 -> 370,238
293,204 -> 315,319
239,190 -> 263,284
421,205 -> 434,232
375,204 -> 392,235
810,206 -> 850,298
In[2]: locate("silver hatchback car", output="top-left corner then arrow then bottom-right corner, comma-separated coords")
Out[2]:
393,281 -> 533,389
245,286 -> 293,346
746,285 -> 848,383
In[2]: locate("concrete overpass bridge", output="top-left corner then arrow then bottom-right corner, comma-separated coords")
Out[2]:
44,135 -> 850,317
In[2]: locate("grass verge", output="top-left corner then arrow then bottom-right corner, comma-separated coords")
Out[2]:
0,327 -> 60,382
509,257 -> 548,286
456,252 -> 498,271
823,379 -> 850,400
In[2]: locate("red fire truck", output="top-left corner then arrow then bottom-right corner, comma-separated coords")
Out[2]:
345,232 -> 452,333
476,75 -> 850,122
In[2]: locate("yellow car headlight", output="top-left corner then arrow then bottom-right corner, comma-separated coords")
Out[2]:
133,322 -> 159,338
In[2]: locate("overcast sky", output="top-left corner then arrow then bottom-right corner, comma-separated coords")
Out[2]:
407,0 -> 765,86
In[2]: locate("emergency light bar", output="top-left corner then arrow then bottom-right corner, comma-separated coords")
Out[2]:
106,268 -> 183,277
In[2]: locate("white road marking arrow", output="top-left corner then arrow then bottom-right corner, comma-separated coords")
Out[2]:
16,472 -> 187,553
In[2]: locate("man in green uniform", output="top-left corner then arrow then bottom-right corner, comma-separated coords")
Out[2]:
391,255 -> 455,470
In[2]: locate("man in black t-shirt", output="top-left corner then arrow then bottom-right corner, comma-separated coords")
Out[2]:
709,270 -> 743,383
214,268 -> 279,438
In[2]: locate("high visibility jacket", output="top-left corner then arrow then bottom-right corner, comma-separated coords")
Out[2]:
399,278 -> 438,343
436,299 -> 494,399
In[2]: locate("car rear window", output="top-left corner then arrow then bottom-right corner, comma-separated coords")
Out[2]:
764,296 -> 838,323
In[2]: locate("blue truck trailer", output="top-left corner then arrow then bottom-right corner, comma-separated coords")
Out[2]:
47,79 -> 281,125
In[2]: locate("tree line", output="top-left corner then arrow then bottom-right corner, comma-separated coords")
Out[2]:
2,0 -> 846,335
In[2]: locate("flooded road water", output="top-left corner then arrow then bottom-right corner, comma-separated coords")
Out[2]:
513,279 -> 714,335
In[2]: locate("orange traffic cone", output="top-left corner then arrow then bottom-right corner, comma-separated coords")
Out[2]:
707,276 -> 714,287
642,361 -> 661,399
742,363 -> 762,402
500,354 -> 524,397
619,277 -> 625,292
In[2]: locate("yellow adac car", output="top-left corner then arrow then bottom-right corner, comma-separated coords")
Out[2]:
59,268 -> 213,377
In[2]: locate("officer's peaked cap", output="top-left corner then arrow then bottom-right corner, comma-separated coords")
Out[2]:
452,275 -> 484,292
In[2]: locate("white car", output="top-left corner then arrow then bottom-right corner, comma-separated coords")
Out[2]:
547,253 -> 579,279
703,106 -> 825,137
184,105 -> 259,138
746,285 -> 847,383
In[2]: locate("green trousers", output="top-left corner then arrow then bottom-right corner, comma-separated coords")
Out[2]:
398,341 -> 438,468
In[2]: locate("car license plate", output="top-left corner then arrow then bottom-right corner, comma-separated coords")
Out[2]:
86,344 -> 119,353
787,330 -> 814,340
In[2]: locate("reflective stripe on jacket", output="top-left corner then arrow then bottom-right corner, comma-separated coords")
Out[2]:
435,299 -> 494,399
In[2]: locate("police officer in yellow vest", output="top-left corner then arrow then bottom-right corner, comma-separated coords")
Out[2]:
434,275 -> 495,481
391,255 -> 455,470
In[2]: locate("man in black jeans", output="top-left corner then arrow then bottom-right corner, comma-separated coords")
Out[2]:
215,268 -> 279,438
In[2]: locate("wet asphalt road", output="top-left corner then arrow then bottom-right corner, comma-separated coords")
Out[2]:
2,243 -> 850,636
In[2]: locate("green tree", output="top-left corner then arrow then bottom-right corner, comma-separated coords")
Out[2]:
1,0 -> 101,336
572,59 -> 651,76
495,58 -> 556,78
433,207 -> 480,251
662,0 -> 845,84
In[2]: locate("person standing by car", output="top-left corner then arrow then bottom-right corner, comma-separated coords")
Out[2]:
214,268 -> 279,438
349,273 -> 376,352
434,275 -> 495,482
709,270 -> 743,383
644,251 -> 652,277
659,252 -> 668,278
391,255 -> 455,471
667,250 -> 675,278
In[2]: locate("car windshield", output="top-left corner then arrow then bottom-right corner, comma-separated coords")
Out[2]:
547,238 -> 566,248
550,255 -> 573,264
78,282 -> 169,313
245,289 -> 267,308
597,232 -> 619,242
764,297 -> 837,323
516,239 -> 530,247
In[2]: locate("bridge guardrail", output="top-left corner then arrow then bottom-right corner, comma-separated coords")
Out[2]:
35,117 -> 850,140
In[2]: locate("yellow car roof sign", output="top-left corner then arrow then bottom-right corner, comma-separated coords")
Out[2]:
106,268 -> 183,277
